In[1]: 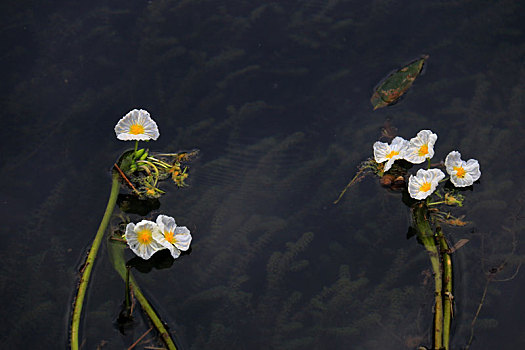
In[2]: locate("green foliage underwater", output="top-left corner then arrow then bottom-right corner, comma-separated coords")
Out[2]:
1,0 -> 525,349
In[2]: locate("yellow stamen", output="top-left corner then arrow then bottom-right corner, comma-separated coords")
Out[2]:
137,229 -> 152,244
386,150 -> 399,159
419,182 -> 431,192
418,144 -> 429,157
129,124 -> 145,135
454,166 -> 466,178
165,231 -> 177,244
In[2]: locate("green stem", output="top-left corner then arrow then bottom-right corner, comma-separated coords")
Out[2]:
71,172 -> 120,350
107,241 -> 177,350
427,201 -> 446,206
437,226 -> 453,350
134,140 -> 139,153
125,266 -> 131,317
413,203 -> 443,350
130,275 -> 177,350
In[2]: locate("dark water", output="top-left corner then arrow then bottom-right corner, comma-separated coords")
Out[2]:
1,0 -> 524,349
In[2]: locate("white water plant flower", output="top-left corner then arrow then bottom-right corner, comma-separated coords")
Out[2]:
153,215 -> 192,259
373,136 -> 409,172
404,129 -> 437,164
115,109 -> 160,141
408,168 -> 446,200
125,220 -> 165,259
445,151 -> 481,187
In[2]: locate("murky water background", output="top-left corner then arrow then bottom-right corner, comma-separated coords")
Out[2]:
1,1 -> 524,349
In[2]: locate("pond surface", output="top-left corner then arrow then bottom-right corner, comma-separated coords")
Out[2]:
1,1 -> 524,349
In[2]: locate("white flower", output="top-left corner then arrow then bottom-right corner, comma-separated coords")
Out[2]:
445,151 -> 481,187
408,168 -> 445,200
404,130 -> 437,164
373,136 -> 409,172
153,215 -> 192,259
125,220 -> 165,260
115,109 -> 160,141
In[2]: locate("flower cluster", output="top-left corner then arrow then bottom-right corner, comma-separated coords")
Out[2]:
373,129 -> 481,200
125,214 -> 192,260
114,109 -> 194,259
114,109 -> 196,198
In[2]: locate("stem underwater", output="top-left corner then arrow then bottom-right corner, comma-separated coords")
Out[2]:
70,172 -> 120,350
413,203 -> 452,350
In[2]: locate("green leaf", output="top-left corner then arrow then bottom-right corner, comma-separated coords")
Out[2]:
371,55 -> 428,110
117,150 -> 135,173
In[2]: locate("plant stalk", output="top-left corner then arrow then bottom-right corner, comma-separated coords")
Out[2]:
70,171 -> 120,350
125,266 -> 132,317
107,240 -> 177,350
437,226 -> 453,349
130,275 -> 177,349
413,203 -> 443,350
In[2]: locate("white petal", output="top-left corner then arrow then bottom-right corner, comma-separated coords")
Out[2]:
384,158 -> 395,172
173,226 -> 192,251
407,169 -> 444,200
403,146 -> 426,164
450,174 -> 473,187
156,214 -> 177,234
408,175 -> 422,199
152,230 -> 173,250
168,246 -> 182,259
137,240 -> 165,260
445,151 -> 462,174
373,141 -> 390,163
464,159 -> 481,182
391,136 -> 409,150
427,168 -> 446,182
114,109 -> 160,141
126,220 -> 165,259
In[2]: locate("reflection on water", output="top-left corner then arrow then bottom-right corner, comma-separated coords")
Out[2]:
1,0 -> 524,349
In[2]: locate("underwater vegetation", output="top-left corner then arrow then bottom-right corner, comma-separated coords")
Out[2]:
0,0 -> 524,349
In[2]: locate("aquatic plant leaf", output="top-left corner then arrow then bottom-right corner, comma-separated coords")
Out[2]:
117,150 -> 135,173
371,55 -> 428,110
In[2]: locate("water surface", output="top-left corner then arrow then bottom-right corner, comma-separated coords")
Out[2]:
1,1 -> 524,349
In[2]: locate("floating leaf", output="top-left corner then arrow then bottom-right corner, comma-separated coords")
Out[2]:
371,55 -> 428,110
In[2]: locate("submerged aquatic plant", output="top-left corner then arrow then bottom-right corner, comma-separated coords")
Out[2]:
337,128 -> 481,350
70,109 -> 196,350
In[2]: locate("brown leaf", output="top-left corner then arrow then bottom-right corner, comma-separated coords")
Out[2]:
371,55 -> 428,110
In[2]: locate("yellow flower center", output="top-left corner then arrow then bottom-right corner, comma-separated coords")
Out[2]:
418,144 -> 429,157
165,231 -> 177,244
129,124 -> 145,135
454,166 -> 466,178
137,229 -> 152,244
386,150 -> 399,159
419,182 -> 431,192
